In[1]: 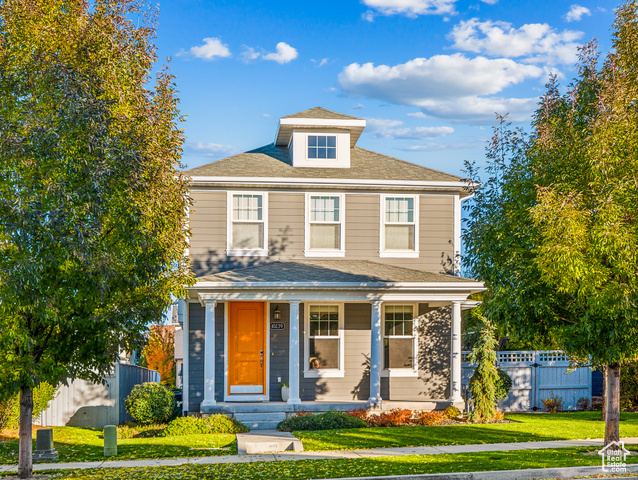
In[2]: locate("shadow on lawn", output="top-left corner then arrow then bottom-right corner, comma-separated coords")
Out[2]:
0,431 -> 237,465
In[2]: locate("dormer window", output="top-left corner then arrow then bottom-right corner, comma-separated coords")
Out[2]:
308,135 -> 336,159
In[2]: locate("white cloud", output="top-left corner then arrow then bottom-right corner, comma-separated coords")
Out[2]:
449,19 -> 583,65
407,111 -> 427,118
181,37 -> 231,61
399,141 -> 484,151
480,0 -> 498,4
260,113 -> 271,118
311,58 -> 329,67
185,141 -> 238,157
263,42 -> 299,64
362,0 -> 458,19
565,4 -> 591,22
338,54 -> 543,123
240,46 -> 261,62
366,117 -> 454,139
242,42 -> 299,64
353,103 -> 365,110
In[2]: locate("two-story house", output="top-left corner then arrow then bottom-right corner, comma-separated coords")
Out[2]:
178,107 -> 484,425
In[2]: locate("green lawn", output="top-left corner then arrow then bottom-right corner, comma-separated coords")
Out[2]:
0,427 -> 236,464
41,446 -> 638,480
297,412 -> 638,451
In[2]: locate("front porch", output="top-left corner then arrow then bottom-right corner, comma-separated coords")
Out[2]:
179,260 -> 484,417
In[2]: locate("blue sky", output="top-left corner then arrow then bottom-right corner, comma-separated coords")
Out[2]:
154,0 -> 617,177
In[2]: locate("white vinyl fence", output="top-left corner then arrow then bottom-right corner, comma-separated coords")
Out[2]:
462,350 -> 592,411
39,363 -> 160,428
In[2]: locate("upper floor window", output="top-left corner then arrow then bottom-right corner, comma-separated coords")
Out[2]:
305,194 -> 345,257
304,303 -> 344,378
383,304 -> 418,377
227,192 -> 268,257
380,195 -> 419,258
308,135 -> 336,159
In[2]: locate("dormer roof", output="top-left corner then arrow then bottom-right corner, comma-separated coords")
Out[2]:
282,107 -> 362,121
275,107 -> 366,147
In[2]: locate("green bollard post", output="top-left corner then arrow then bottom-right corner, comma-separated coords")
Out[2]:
103,425 -> 117,457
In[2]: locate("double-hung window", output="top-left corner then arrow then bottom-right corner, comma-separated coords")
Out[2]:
380,195 -> 419,258
227,192 -> 268,256
305,304 -> 344,377
383,305 -> 418,377
305,194 -> 345,257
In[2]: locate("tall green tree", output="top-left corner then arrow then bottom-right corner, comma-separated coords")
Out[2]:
465,1 -> 638,448
0,1 -> 192,477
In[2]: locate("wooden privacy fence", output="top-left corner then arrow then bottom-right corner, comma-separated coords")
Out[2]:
39,363 -> 160,428
461,350 -> 592,411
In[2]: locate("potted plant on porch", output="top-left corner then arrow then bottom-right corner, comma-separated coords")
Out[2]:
281,382 -> 289,402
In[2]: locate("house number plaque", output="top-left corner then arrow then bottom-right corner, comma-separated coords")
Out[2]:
270,322 -> 285,330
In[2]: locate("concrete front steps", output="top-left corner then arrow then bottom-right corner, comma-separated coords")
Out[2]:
233,412 -> 287,431
236,430 -> 303,454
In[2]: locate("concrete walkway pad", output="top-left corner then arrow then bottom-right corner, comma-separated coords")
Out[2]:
236,429 -> 303,454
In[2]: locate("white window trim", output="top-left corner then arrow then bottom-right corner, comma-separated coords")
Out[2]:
303,302 -> 345,378
381,303 -> 419,378
304,193 -> 346,258
379,194 -> 420,258
226,191 -> 269,257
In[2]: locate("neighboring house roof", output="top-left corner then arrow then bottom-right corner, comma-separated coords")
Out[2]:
185,144 -> 462,183
281,107 -> 362,120
194,260 -> 476,285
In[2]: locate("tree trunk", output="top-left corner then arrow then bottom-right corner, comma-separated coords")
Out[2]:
604,362 -> 621,447
18,386 -> 33,479
601,364 -> 607,422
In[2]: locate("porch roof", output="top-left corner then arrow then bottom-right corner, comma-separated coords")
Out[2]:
193,260 -> 479,286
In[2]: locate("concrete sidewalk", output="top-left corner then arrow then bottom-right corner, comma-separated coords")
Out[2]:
1,437 -> 637,473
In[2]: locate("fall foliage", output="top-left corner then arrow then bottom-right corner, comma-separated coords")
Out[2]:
143,326 -> 176,388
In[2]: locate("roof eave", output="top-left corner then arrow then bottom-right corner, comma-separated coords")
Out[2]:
188,175 -> 475,196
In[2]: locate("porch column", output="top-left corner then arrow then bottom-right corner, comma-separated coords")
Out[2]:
201,299 -> 217,409
450,301 -> 463,404
369,300 -> 383,406
288,300 -> 302,404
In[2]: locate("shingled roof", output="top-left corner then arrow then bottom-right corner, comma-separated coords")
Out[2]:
196,260 -> 476,284
281,107 -> 362,121
185,144 -> 462,182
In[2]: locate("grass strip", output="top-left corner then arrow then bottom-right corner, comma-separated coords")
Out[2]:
34,446 -> 638,480
297,412 -> 638,451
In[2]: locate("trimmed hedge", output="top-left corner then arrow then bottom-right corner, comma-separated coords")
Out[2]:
125,382 -> 176,426
277,411 -> 367,432
162,415 -> 248,436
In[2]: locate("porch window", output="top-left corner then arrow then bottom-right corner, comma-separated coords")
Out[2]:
380,195 -> 419,258
383,305 -> 418,375
305,304 -> 344,377
227,192 -> 268,256
305,194 -> 345,257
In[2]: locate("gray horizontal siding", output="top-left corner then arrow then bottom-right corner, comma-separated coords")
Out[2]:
189,190 -> 456,276
188,303 -> 204,412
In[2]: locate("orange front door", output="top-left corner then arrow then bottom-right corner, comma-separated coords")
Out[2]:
228,302 -> 267,395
